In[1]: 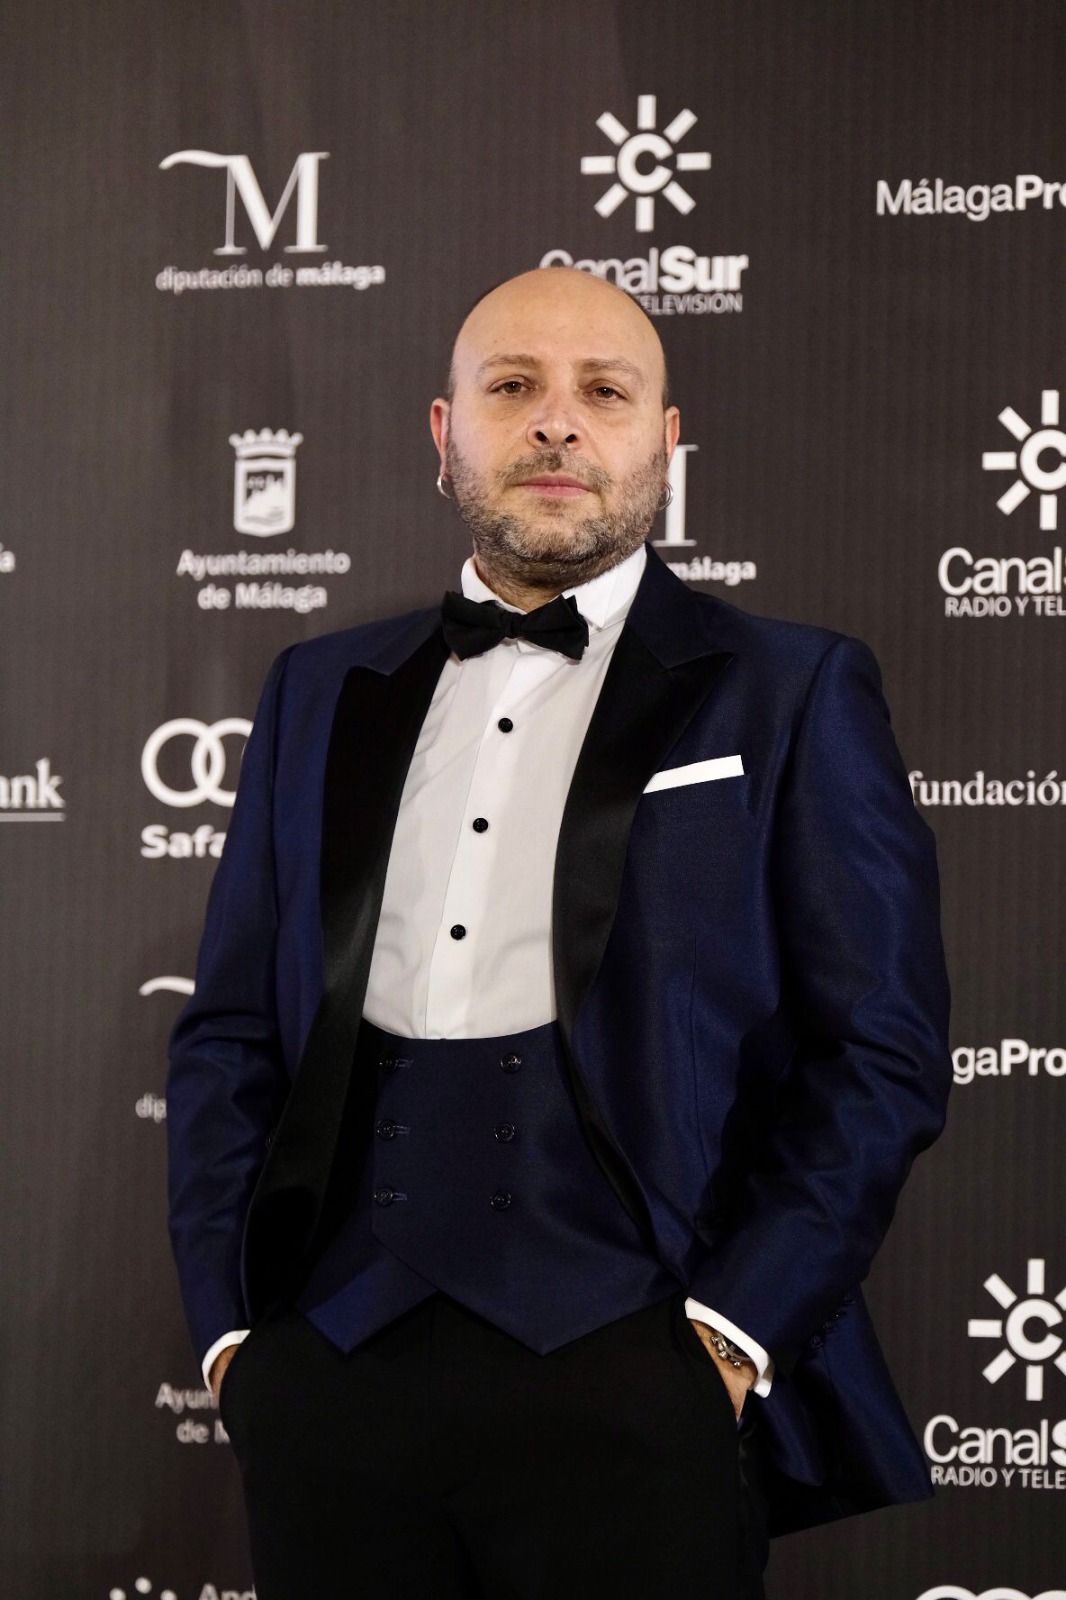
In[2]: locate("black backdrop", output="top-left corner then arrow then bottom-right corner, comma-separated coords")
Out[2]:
3,4 -> 1065,1596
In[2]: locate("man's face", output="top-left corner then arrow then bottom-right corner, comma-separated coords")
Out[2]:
431,269 -> 680,592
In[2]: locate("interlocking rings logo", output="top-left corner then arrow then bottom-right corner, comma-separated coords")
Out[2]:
918,1588 -> 1066,1599
141,718 -> 251,809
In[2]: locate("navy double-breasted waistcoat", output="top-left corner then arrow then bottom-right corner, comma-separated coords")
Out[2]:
166,541 -> 952,1536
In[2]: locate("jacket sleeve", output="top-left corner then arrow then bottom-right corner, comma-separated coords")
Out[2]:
165,645 -> 295,1364
685,635 -> 952,1372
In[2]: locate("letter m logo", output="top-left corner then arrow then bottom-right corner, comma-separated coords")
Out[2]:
159,150 -> 329,254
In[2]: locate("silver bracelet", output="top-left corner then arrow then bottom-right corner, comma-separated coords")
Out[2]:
707,1329 -> 748,1369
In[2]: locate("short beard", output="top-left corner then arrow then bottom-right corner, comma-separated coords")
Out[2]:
445,440 -> 667,593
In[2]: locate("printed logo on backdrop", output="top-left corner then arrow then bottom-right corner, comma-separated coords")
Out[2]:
175,429 -> 351,615
140,977 -> 193,998
924,1256 -> 1066,1492
0,759 -> 64,820
232,429 -> 301,536
653,443 -> 756,587
878,172 -> 1066,222
108,1581 -> 177,1600
155,1377 -> 234,1449
941,390 -> 1066,618
157,148 -> 384,296
581,98 -> 711,234
911,768 -> 1066,808
969,1259 -> 1066,1404
140,717 -> 249,859
134,977 -> 194,1124
917,1589 -> 1066,1600
108,1581 -> 252,1600
539,94 -> 749,317
951,1039 -> 1066,1087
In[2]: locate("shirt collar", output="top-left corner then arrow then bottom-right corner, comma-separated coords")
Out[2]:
459,542 -> 647,632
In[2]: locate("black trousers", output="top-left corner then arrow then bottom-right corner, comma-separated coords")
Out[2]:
220,1288 -> 770,1599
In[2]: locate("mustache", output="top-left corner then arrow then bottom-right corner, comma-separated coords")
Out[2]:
497,451 -> 611,493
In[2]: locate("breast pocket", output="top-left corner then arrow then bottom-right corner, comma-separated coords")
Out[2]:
627,771 -> 758,933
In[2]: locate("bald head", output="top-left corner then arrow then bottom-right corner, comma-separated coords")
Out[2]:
446,267 -> 670,408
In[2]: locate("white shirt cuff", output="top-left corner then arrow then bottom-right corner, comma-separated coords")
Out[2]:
202,1328 -> 249,1391
684,1298 -> 775,1397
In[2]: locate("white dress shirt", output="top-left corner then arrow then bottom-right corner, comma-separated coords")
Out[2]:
203,544 -> 773,1397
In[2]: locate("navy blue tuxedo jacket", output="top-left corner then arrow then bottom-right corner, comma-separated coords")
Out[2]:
167,542 -> 951,1535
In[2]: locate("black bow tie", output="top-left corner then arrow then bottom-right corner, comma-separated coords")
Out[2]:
441,589 -> 590,661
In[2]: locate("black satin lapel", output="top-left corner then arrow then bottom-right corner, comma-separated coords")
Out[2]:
554,626 -> 734,1033
244,628 -> 449,1310
552,625 -> 734,1237
318,632 -> 450,1026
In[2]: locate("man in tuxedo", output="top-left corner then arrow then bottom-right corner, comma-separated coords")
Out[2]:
167,265 -> 952,1599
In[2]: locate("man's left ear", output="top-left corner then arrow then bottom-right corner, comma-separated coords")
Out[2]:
664,405 -> 681,462
429,397 -> 451,465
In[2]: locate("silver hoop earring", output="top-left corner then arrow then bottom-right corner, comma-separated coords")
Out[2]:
657,481 -> 674,511
436,470 -> 453,500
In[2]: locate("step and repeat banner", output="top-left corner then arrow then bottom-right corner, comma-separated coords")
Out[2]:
2,2 -> 1064,1595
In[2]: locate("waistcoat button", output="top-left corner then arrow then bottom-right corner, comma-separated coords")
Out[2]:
376,1119 -> 398,1139
494,1123 -> 517,1142
500,1053 -> 522,1072
490,1189 -> 513,1211
497,717 -> 514,732
373,1187 -> 396,1207
450,924 -> 467,940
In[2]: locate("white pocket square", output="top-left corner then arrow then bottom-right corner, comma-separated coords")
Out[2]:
642,754 -> 745,794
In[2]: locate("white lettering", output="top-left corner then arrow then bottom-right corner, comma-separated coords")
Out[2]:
140,823 -> 227,860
